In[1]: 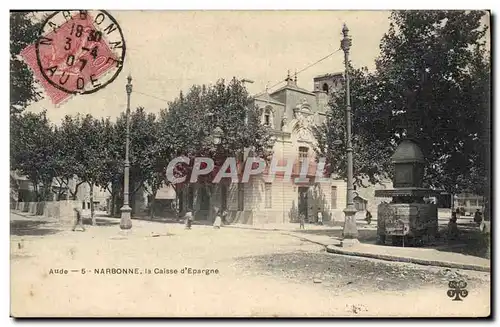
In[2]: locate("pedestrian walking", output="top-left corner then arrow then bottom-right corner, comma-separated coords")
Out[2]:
72,207 -> 86,232
221,209 -> 228,225
185,211 -> 193,230
448,212 -> 459,240
365,210 -> 373,225
474,209 -> 483,225
299,213 -> 305,230
317,210 -> 323,225
213,209 -> 222,229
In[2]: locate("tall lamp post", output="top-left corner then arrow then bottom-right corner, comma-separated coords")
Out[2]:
340,24 -> 359,246
120,75 -> 133,230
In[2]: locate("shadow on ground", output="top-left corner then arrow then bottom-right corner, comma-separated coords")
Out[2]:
295,227 -> 378,244
81,218 -> 121,226
105,215 -> 214,226
294,223 -> 490,259
234,251 -> 482,294
10,220 -> 61,236
435,225 -> 490,259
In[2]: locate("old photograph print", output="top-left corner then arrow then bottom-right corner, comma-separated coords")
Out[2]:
10,10 -> 491,317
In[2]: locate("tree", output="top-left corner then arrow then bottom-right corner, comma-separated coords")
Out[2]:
316,10 -> 490,197
10,11 -> 43,115
125,107 -> 169,217
66,114 -> 109,225
56,115 -> 87,200
95,117 -> 124,217
10,110 -> 57,201
145,109 -> 175,219
165,78 -> 275,220
314,66 -> 395,187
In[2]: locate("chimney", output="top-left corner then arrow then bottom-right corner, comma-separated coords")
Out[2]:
285,70 -> 296,87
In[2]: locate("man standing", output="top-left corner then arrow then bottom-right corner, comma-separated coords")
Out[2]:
72,207 -> 86,232
317,210 -> 323,226
299,213 -> 305,230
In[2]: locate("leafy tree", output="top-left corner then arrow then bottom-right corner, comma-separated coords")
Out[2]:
118,107 -> 170,217
56,115 -> 87,200
10,110 -> 57,201
314,66 -> 395,187
10,11 -> 43,115
95,117 -> 124,217
165,78 -> 275,220
316,10 -> 490,199
64,114 -> 109,224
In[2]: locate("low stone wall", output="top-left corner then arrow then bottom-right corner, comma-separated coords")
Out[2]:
15,201 -> 80,224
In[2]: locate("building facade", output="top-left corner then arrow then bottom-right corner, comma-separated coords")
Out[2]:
167,72 -> 392,225
10,171 -> 110,210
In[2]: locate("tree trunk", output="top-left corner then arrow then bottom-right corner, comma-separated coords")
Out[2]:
70,181 -> 84,200
207,184 -> 220,223
110,192 -> 115,216
450,193 -> 455,214
89,182 -> 96,226
33,182 -> 39,202
149,190 -> 158,220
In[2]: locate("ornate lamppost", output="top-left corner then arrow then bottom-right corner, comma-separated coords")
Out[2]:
340,24 -> 359,246
120,75 -> 133,230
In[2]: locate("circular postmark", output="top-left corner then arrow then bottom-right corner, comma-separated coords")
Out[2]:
35,10 -> 126,95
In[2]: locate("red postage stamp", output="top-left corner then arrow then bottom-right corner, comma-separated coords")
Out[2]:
21,10 -> 126,105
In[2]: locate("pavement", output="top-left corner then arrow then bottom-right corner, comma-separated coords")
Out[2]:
225,218 -> 490,272
9,210 -> 491,317
11,210 -> 490,273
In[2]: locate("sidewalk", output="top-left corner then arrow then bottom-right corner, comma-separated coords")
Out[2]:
11,210 -> 489,272
290,232 -> 490,272
225,222 -> 490,273
225,220 -> 377,232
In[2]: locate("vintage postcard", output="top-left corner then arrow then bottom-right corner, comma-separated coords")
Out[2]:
9,10 -> 491,318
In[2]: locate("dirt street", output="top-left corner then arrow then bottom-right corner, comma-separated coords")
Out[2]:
10,212 -> 490,317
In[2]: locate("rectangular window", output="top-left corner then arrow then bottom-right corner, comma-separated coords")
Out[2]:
264,114 -> 270,126
238,183 -> 244,211
265,183 -> 272,208
331,186 -> 337,209
299,146 -> 309,159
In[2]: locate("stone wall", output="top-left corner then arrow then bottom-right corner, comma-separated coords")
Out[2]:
15,200 -> 80,225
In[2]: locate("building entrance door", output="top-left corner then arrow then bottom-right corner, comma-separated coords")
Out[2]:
298,187 -> 309,220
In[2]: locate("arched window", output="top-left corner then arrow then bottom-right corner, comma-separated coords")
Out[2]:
322,83 -> 329,94
262,106 -> 274,128
264,110 -> 271,126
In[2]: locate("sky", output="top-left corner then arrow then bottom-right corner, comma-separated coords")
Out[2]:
24,10 -> 393,123
23,10 -> 488,124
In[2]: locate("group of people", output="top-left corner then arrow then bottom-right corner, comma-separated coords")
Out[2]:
183,208 -> 227,230
298,211 -> 323,229
298,210 -> 376,229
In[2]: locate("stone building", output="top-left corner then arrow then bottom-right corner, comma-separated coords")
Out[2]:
10,171 -> 110,210
168,71 -> 392,225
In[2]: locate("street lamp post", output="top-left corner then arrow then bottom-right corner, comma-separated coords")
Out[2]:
120,75 -> 133,230
340,24 -> 359,246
